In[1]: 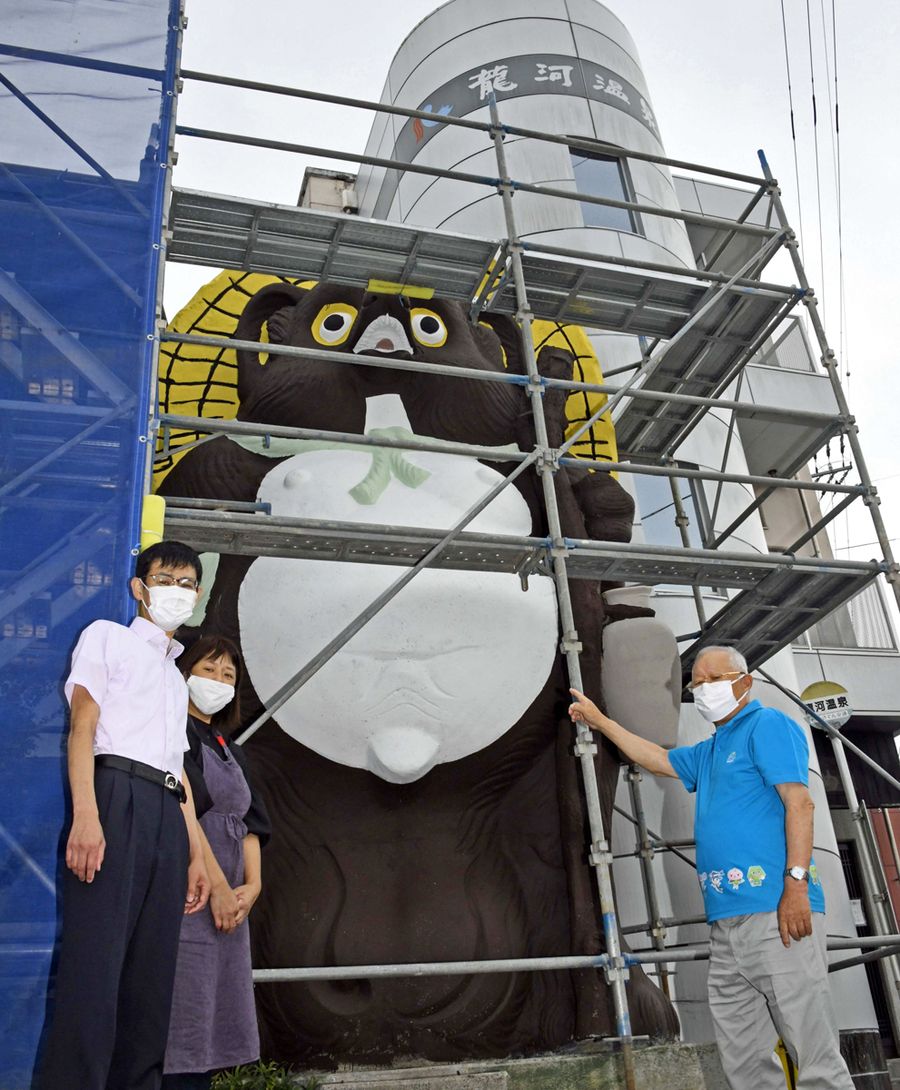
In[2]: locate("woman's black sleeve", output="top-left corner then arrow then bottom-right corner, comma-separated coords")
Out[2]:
229,740 -> 272,847
184,722 -> 214,820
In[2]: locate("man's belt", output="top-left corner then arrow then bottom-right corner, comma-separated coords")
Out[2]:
95,754 -> 186,804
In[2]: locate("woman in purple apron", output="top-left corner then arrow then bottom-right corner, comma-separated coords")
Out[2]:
163,636 -> 271,1090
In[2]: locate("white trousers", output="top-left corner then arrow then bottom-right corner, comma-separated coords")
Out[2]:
707,911 -> 855,1090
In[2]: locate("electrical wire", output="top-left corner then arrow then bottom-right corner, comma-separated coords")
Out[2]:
805,0 -> 827,323
831,0 -> 847,387
834,539 -> 900,552
779,0 -> 806,259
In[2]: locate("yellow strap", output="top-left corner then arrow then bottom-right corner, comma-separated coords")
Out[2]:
140,494 -> 166,552
366,279 -> 435,299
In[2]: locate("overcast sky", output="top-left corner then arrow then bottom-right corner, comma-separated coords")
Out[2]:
167,0 -> 900,571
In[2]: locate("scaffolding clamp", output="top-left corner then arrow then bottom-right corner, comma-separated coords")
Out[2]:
537,446 -> 560,473
862,485 -> 881,509
573,737 -> 598,758
527,375 -> 547,400
589,840 -> 613,868
603,954 -> 630,985
650,921 -> 668,943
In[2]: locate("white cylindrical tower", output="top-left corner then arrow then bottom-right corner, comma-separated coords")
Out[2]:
357,0 -> 693,273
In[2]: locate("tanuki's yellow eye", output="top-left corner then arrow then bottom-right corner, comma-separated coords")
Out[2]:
410,308 -> 448,348
311,303 -> 359,346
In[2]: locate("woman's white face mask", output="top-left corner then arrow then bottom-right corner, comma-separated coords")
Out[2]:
187,675 -> 235,716
692,677 -> 746,723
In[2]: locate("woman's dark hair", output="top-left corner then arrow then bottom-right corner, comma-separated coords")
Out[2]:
136,540 -> 203,585
178,635 -> 243,734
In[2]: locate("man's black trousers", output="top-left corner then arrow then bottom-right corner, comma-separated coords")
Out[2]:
37,765 -> 189,1090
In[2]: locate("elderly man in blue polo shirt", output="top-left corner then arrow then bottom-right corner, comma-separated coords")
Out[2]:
569,644 -> 853,1090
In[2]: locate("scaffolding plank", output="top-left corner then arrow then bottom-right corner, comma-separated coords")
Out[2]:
169,190 -> 499,303
167,191 -> 834,465
681,564 -> 881,679
164,507 -> 881,671
613,286 -> 800,458
167,190 -> 798,346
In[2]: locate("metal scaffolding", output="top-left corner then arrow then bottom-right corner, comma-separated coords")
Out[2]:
148,62 -> 900,1084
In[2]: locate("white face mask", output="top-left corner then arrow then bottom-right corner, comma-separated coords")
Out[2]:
692,677 -> 746,723
187,675 -> 235,716
142,583 -> 197,631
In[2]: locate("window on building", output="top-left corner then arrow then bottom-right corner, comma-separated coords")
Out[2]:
569,149 -> 639,233
632,469 -> 707,551
632,467 -> 720,599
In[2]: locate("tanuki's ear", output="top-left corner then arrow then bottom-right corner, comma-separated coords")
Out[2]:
234,282 -> 308,400
476,314 -> 525,374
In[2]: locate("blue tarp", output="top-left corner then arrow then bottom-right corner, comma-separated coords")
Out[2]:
0,3 -> 176,1084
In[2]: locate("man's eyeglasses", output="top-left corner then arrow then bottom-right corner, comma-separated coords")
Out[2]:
688,670 -> 745,692
145,573 -> 199,591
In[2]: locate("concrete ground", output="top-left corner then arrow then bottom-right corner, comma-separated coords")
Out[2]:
295,1040 -> 730,1090
293,1038 -> 898,1089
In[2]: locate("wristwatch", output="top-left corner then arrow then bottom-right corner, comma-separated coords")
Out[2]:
784,866 -> 809,882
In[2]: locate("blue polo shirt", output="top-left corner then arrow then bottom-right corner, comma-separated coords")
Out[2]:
669,700 -> 826,922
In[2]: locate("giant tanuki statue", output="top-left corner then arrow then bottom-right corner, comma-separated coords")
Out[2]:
156,274 -> 679,1065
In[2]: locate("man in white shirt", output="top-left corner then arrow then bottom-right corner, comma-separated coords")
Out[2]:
37,541 -> 211,1090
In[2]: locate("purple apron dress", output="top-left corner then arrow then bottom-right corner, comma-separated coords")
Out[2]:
164,742 -> 258,1073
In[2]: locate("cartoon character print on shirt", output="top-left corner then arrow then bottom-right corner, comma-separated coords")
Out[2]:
809,864 -> 819,885
727,867 -> 744,891
153,275 -> 680,1064
726,750 -> 737,764
747,865 -> 766,888
698,872 -> 708,893
708,869 -> 725,894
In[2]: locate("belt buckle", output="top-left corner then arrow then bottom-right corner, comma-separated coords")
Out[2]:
164,773 -> 179,792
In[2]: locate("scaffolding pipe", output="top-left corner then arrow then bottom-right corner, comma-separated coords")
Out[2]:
759,150 -> 900,612
179,68 -> 769,187
0,165 -> 143,309
667,472 -> 708,627
612,805 -> 697,870
251,935 -> 900,983
158,332 -> 841,429
782,489 -> 858,556
755,668 -> 900,796
156,405 -> 864,498
621,915 -> 707,936
158,414 -> 528,466
707,372 -> 746,544
488,98 -> 634,1086
559,232 -> 788,456
644,294 -> 804,460
699,185 -> 768,272
176,124 -> 779,240
626,767 -> 671,996
520,238 -> 793,295
855,802 -> 900,1044
0,401 -> 135,500
0,70 -> 148,218
711,484 -> 776,550
234,448 -> 539,745
882,810 -> 900,893
828,944 -> 900,973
